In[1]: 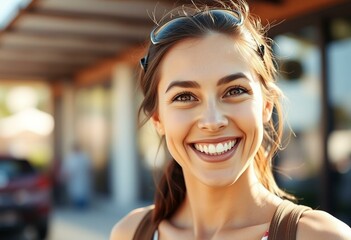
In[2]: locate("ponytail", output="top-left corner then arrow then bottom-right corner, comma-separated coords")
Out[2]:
152,160 -> 186,223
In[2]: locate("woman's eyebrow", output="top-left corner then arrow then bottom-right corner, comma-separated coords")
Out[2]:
217,73 -> 249,86
165,73 -> 248,93
165,80 -> 200,93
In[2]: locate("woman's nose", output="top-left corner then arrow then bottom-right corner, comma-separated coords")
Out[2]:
197,103 -> 228,132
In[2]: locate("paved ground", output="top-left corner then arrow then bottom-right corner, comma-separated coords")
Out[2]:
0,198 -> 150,240
48,198 -> 150,240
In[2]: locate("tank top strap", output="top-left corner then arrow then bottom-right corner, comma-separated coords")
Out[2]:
268,200 -> 311,240
153,229 -> 159,240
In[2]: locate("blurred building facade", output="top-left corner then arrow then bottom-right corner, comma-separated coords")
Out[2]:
0,0 -> 350,224
271,5 -> 351,224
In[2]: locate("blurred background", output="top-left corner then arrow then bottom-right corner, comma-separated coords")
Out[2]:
0,0 -> 350,239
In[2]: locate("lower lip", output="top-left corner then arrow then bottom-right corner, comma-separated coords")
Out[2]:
191,140 -> 240,163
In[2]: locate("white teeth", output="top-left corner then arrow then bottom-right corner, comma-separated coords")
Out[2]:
216,143 -> 224,153
199,145 -> 203,152
203,145 -> 208,154
194,140 -> 238,156
224,142 -> 229,151
208,144 -> 216,154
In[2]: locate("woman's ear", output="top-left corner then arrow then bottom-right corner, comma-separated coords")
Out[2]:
151,113 -> 165,136
263,99 -> 274,123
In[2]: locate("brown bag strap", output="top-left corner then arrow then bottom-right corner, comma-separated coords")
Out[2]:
269,200 -> 311,240
133,209 -> 157,240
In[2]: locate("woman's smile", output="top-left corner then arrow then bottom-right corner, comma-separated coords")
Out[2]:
190,137 -> 241,163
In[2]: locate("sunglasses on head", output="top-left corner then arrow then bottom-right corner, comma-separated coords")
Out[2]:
140,9 -> 265,72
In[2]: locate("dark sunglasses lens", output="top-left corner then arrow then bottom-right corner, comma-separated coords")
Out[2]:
153,17 -> 187,44
145,10 -> 244,72
210,10 -> 242,25
152,10 -> 242,44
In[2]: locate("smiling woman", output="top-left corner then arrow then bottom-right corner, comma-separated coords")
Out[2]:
110,1 -> 351,240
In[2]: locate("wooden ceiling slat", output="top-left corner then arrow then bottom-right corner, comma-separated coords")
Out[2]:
14,12 -> 152,40
0,75 -> 45,81
34,0 -> 169,22
0,68 -> 74,80
0,70 -> 62,76
8,28 -> 145,45
0,61 -> 76,74
0,49 -> 98,65
28,6 -> 155,26
0,45 -> 114,58
0,71 -> 71,81
0,56 -> 91,68
0,32 -> 126,54
0,71 -> 65,81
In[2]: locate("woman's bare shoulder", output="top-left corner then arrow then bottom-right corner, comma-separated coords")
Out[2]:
297,209 -> 351,240
109,205 -> 154,240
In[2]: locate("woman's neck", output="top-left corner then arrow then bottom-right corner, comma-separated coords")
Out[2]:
172,164 -> 281,238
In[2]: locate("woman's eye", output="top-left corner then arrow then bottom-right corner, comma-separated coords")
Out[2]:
224,86 -> 248,97
172,92 -> 197,102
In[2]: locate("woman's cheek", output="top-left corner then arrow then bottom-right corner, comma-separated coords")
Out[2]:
163,108 -> 195,132
236,100 -> 263,123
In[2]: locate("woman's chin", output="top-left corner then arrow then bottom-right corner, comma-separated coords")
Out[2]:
195,171 -> 242,188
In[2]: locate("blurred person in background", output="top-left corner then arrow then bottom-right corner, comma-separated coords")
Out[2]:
111,0 -> 351,239
61,143 -> 92,209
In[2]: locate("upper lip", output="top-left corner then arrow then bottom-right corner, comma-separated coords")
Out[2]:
188,136 -> 240,144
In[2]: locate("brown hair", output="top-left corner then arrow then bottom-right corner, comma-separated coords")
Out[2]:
138,0 -> 294,224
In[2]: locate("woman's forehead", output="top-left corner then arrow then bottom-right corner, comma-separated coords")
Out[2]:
159,34 -> 258,84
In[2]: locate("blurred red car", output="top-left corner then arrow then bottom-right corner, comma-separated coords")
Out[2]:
0,156 -> 51,239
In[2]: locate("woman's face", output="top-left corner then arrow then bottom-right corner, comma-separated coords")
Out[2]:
153,33 -> 272,187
